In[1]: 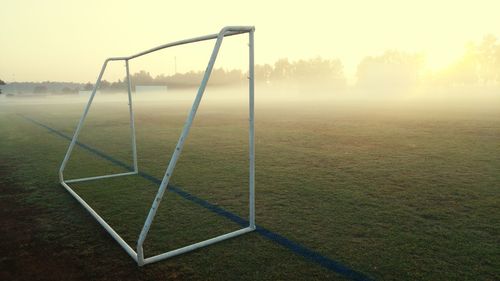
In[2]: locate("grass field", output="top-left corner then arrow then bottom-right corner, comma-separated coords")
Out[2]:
1,89 -> 499,280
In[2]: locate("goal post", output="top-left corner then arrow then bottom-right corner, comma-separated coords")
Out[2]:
58,26 -> 256,266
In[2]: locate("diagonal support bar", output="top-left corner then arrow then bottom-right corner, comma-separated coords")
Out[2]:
59,59 -> 111,182
136,26 -> 255,265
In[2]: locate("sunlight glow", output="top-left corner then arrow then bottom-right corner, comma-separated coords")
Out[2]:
0,0 -> 499,82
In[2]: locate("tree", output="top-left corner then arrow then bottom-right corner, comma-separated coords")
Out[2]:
110,79 -> 126,90
476,34 -> 500,84
291,57 -> 344,80
433,35 -> 500,86
83,82 -> 93,91
270,58 -> 293,80
210,68 -> 244,86
99,80 -> 111,89
33,85 -> 48,94
132,70 -> 154,85
61,87 -> 78,94
288,57 -> 346,92
0,79 -> 4,94
356,50 -> 424,93
255,64 -> 273,83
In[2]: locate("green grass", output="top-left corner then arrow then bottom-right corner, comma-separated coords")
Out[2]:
1,93 -> 499,280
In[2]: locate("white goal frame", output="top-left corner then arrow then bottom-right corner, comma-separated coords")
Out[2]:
59,26 -> 256,266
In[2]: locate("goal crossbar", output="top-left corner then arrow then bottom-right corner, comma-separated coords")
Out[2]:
59,26 -> 256,266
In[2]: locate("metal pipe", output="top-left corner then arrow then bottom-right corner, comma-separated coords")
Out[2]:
137,245 -> 145,266
64,171 -> 137,184
61,181 -> 138,261
107,57 -> 128,61
125,60 -> 138,172
127,27 -> 253,60
143,227 -> 254,265
136,27 -> 231,251
59,59 -> 110,182
248,28 -> 256,229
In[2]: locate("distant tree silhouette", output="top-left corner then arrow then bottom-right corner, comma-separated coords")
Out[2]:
99,80 -> 111,89
210,68 -> 244,86
255,64 -> 273,83
476,34 -> 500,83
96,57 -> 348,93
356,50 -> 423,93
292,57 -> 344,81
33,85 -> 48,94
109,79 -> 126,90
131,70 -> 155,85
437,44 -> 478,86
4,35 -> 499,97
270,58 -> 293,80
61,86 -> 79,94
83,82 -> 93,91
433,35 -> 500,86
259,57 -> 346,91
125,68 -> 246,90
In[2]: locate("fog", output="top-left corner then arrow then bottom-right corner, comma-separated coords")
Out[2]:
2,83 -> 499,121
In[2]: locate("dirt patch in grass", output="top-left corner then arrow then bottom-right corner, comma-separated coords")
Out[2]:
0,161 -> 80,280
0,159 -> 194,281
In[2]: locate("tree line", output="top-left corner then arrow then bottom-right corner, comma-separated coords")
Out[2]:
355,34 -> 500,93
1,34 -> 499,95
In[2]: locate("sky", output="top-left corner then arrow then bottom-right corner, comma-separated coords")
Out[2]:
1,0 -> 499,83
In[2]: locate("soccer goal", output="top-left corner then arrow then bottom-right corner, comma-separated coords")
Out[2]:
59,26 -> 256,266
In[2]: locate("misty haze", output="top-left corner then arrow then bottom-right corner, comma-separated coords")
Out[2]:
1,1 -> 499,281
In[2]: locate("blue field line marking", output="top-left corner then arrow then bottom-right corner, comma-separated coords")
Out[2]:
22,115 -> 374,281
